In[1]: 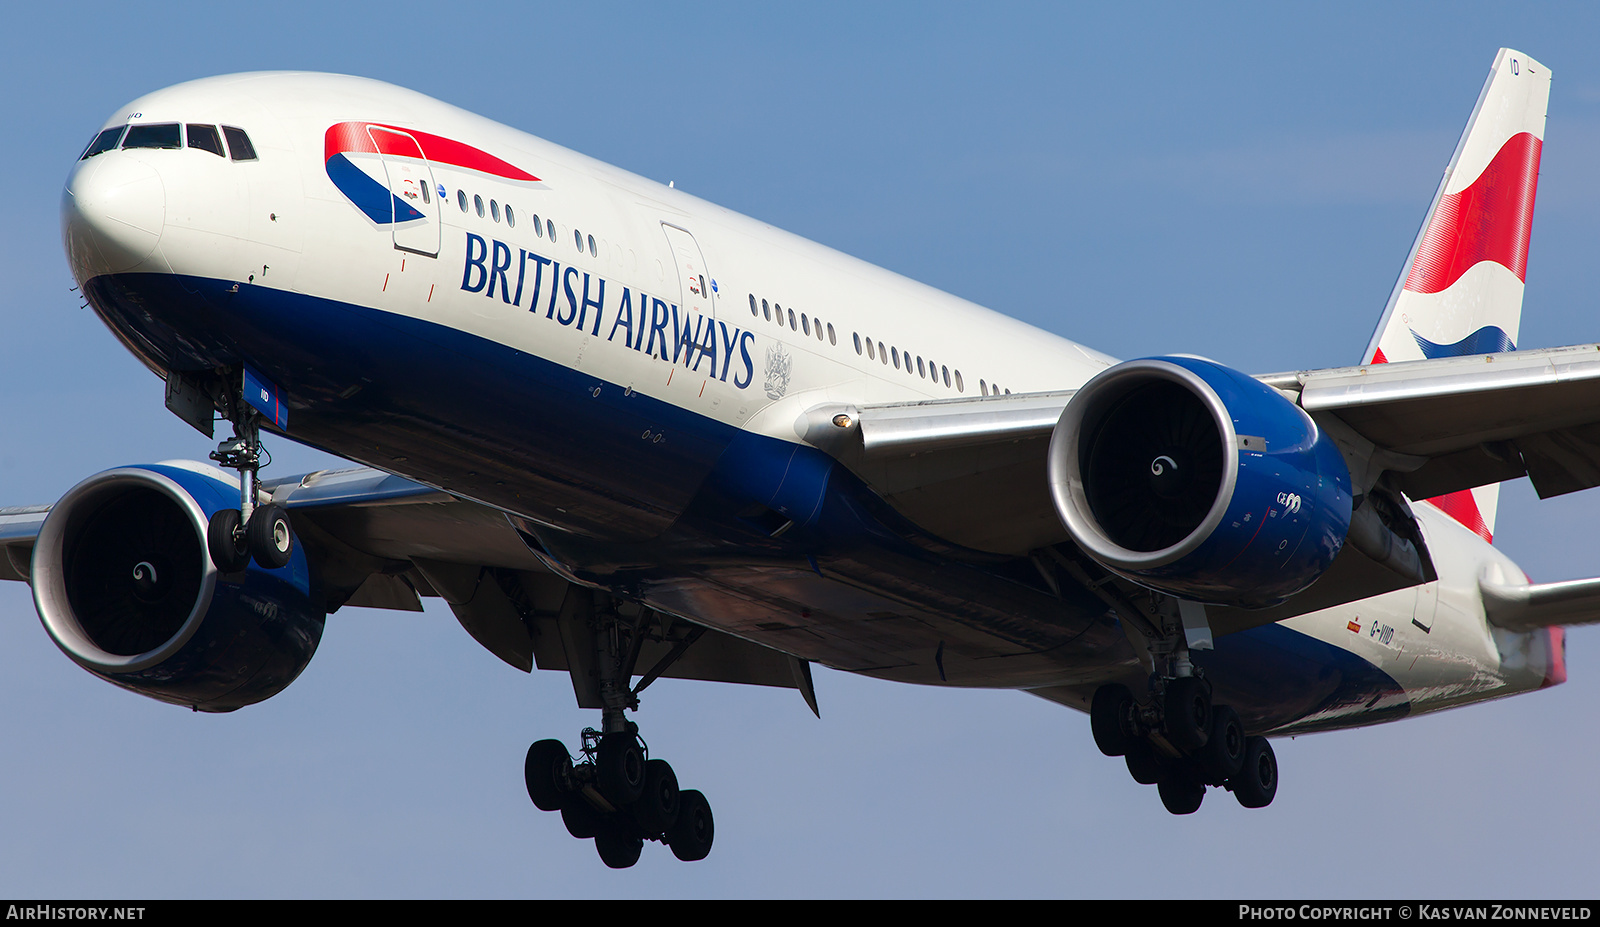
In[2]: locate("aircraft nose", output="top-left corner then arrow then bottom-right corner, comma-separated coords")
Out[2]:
61,155 -> 166,280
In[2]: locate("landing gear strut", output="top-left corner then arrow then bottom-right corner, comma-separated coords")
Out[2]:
205,385 -> 293,572
522,591 -> 715,867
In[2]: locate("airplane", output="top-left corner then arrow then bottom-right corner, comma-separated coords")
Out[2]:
3,46 -> 1594,870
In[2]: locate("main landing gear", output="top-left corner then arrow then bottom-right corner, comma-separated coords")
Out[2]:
205,397 -> 293,572
524,727 -> 713,868
1090,676 -> 1278,814
523,589 -> 714,868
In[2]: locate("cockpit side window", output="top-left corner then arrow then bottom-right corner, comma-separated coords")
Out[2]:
187,124 -> 225,157
80,126 -> 126,160
122,123 -> 182,150
221,126 -> 257,161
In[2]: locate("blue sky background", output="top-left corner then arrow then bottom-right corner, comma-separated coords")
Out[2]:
3,1 -> 1600,898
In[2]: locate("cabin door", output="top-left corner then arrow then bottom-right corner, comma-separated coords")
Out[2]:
367,126 -> 440,257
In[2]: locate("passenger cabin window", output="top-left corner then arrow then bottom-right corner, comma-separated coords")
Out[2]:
458,190 -> 468,212
505,205 -> 515,228
749,294 -> 758,316
588,234 -> 597,257
80,126 -> 125,160
546,219 -> 555,240
122,123 -> 181,150
532,214 -> 543,237
186,124 -> 225,157
853,332 -> 862,354
221,126 -> 257,161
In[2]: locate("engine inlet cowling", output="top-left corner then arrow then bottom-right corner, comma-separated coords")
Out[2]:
1049,356 -> 1352,608
31,463 -> 323,712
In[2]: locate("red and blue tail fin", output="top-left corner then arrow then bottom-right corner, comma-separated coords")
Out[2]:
1363,48 -> 1550,541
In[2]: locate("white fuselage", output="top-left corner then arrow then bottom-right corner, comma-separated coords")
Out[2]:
61,72 -> 1563,733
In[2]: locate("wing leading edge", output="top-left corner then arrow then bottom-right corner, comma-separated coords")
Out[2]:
1,464 -> 818,701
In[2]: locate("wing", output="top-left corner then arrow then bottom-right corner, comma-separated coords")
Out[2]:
0,465 -> 818,705
799,342 -> 1600,634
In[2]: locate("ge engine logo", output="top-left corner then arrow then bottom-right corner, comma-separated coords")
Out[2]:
1276,492 -> 1302,514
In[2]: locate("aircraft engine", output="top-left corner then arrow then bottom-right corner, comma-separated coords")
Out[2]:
30,463 -> 323,712
1049,356 -> 1352,608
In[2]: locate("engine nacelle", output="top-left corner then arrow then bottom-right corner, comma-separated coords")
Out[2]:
31,463 -> 323,712
1049,356 -> 1352,608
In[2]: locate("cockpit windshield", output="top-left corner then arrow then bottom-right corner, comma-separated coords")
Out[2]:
79,126 -> 125,160
77,123 -> 258,161
222,126 -> 257,161
187,124 -> 225,157
122,123 -> 182,150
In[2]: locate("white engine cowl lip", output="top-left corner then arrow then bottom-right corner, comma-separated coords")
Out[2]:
31,468 -> 218,674
1048,358 -> 1240,572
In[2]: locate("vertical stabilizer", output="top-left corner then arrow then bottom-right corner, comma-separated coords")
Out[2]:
1363,48 -> 1550,542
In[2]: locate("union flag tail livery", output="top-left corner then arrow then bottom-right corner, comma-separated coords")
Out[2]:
1363,48 -> 1550,542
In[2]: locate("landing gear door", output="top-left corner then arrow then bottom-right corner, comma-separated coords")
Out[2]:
367,126 -> 440,258
661,224 -> 714,319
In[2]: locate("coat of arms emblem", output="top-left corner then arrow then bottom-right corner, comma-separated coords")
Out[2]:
764,343 -> 792,399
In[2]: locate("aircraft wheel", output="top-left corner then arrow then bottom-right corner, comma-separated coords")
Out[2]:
560,795 -> 605,839
666,789 -> 714,862
1162,676 -> 1211,753
1231,736 -> 1278,808
246,502 -> 293,569
1158,773 -> 1205,815
1124,741 -> 1166,785
595,825 -> 644,869
598,733 -> 646,805
1090,684 -> 1136,757
206,509 -> 249,572
524,739 -> 573,812
1196,706 -> 1245,785
632,758 -> 680,836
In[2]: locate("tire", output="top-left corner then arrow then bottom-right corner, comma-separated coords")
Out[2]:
595,824 -> 644,869
1231,736 -> 1279,809
666,789 -> 714,862
632,758 -> 680,836
1157,773 -> 1205,815
1124,741 -> 1166,785
597,733 -> 646,805
1090,684 -> 1135,757
1162,676 -> 1211,754
524,739 -> 572,812
206,509 -> 249,573
560,794 -> 606,839
1196,705 -> 1245,785
246,502 -> 293,569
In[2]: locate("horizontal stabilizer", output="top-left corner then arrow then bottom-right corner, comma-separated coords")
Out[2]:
1482,575 -> 1600,632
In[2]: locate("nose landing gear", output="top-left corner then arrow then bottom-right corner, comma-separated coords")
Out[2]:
204,385 -> 294,572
